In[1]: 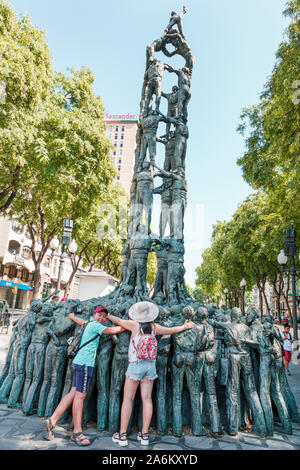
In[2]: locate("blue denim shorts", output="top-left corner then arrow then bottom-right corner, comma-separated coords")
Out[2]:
72,363 -> 94,393
126,360 -> 158,382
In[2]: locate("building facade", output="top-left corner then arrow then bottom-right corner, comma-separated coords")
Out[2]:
105,117 -> 138,195
0,217 -> 79,310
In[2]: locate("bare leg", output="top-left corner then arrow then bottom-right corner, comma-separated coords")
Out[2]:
140,378 -> 154,434
50,387 -> 76,427
72,391 -> 87,434
119,377 -> 140,435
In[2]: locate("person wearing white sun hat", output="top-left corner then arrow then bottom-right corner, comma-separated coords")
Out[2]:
107,301 -> 194,447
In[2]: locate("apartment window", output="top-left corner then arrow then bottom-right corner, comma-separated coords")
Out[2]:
114,142 -> 117,148
114,133 -> 118,140
118,159 -> 122,164
121,125 -> 125,132
21,270 -> 29,282
116,176 -> 120,181
113,150 -> 116,156
119,149 -> 123,156
120,143 -> 123,148
118,165 -> 121,171
121,134 -> 124,140
11,220 -> 23,234
109,126 -> 113,132
8,240 -> 20,256
43,256 -> 51,268
22,246 -> 32,259
8,265 -> 17,278
115,125 -> 119,132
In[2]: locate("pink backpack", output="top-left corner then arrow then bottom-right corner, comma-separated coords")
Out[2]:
133,324 -> 158,360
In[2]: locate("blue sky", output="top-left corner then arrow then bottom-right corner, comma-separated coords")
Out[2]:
9,0 -> 289,286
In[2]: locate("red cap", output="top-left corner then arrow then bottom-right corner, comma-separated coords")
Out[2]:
61,297 -> 67,302
94,306 -> 108,314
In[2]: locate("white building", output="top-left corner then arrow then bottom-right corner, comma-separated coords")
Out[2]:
0,217 -> 79,309
76,270 -> 118,301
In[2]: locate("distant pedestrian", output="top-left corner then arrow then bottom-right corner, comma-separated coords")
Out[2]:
281,323 -> 294,375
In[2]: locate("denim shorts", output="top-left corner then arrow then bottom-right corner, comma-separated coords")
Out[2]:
126,360 -> 158,382
72,363 -> 94,393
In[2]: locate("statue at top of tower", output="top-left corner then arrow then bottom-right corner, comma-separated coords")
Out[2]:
165,6 -> 187,39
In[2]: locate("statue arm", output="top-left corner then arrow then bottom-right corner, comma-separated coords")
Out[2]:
36,317 -> 53,324
42,290 -> 59,303
164,63 -> 179,75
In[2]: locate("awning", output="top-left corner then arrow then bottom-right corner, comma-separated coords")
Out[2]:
0,280 -> 34,291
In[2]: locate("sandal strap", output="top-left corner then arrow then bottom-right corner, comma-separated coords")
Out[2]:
120,432 -> 127,438
73,432 -> 89,441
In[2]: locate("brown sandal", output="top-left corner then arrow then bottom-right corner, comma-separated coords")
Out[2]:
43,418 -> 55,441
71,432 -> 91,446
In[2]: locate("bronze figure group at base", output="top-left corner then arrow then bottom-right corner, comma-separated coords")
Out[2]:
0,295 -> 298,438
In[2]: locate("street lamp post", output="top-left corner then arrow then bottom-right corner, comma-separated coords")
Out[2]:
240,278 -> 247,316
56,218 -> 74,293
277,227 -> 299,342
224,288 -> 228,309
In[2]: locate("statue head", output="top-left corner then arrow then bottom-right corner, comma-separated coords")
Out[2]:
171,11 -> 177,16
172,85 -> 178,93
245,306 -> 259,326
41,303 -> 53,317
182,305 -> 194,321
30,299 -> 43,313
153,292 -> 165,305
195,307 -> 208,322
153,58 -> 160,65
143,161 -> 151,171
262,314 -> 274,325
170,303 -> 181,316
231,307 -> 242,322
158,306 -> 169,322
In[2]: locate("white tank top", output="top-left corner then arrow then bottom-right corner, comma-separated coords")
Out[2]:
128,333 -> 142,363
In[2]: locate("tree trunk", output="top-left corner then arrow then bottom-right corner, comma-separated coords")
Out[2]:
283,276 -> 293,326
262,289 -> 270,314
32,264 -> 42,298
258,286 -> 263,318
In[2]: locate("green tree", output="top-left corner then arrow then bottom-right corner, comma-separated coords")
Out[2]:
8,68 -> 114,297
0,0 -> 53,212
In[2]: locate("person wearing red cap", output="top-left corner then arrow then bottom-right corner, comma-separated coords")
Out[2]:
43,306 -> 124,446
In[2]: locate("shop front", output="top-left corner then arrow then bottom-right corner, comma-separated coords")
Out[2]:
0,280 -> 34,310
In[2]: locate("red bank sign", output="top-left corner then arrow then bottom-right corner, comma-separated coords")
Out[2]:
105,113 -> 137,120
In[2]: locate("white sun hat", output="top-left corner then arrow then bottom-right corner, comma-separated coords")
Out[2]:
128,301 -> 159,323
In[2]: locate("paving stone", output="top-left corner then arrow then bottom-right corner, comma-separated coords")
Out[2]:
217,442 -> 239,450
184,436 -> 214,449
285,435 -> 300,446
265,439 -> 295,450
152,443 -> 183,450
239,445 -> 270,450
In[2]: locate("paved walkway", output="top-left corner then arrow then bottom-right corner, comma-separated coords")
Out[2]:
0,331 -> 299,451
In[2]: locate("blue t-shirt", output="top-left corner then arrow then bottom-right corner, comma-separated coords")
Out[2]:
73,318 -> 107,367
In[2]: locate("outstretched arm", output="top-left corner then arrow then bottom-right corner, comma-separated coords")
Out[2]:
165,64 -> 179,75
154,320 -> 194,336
107,313 -> 137,333
102,326 -> 125,335
69,313 -> 85,327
